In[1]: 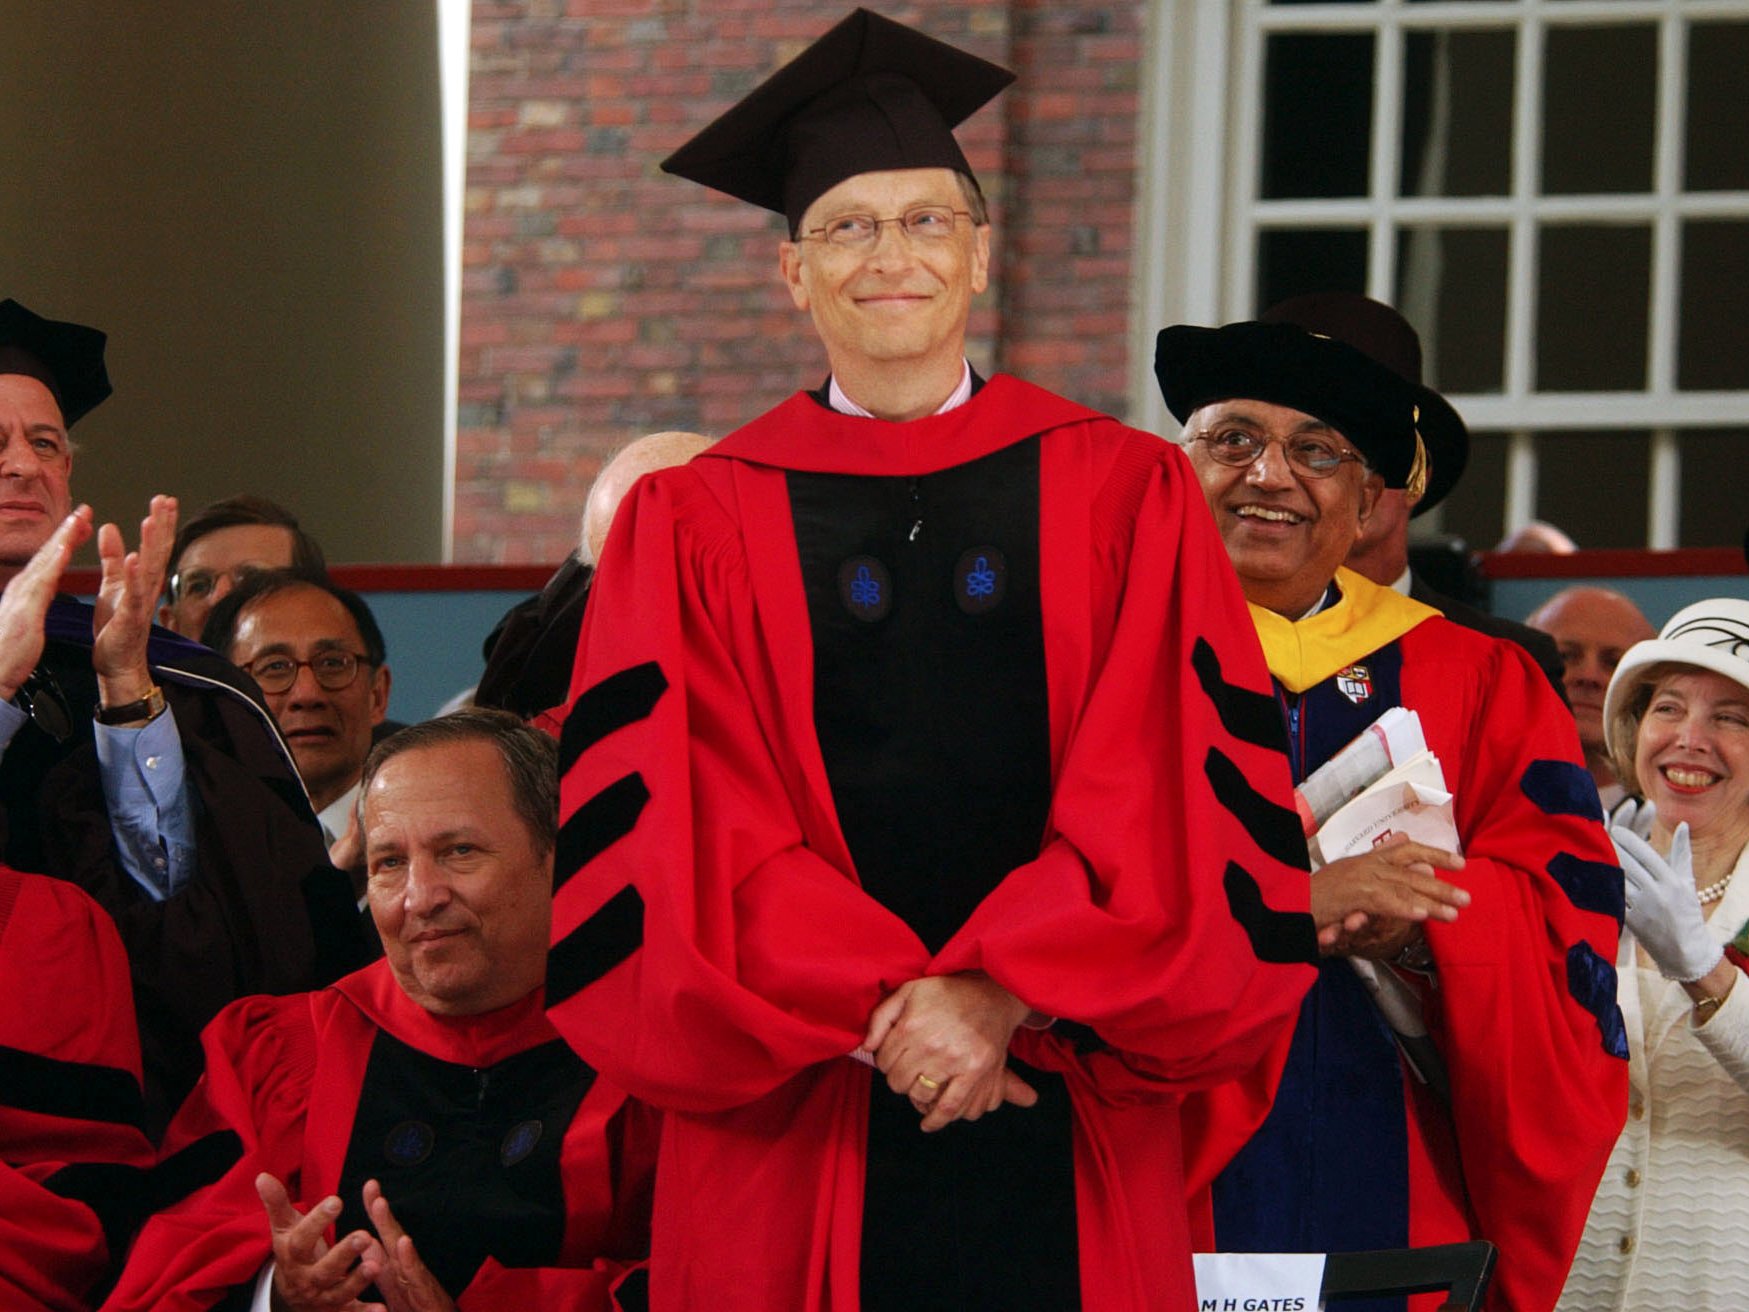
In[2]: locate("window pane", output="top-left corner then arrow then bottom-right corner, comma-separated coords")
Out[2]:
1255,228 -> 1368,312
1678,429 -> 1749,547
1395,226 -> 1509,393
1679,220 -> 1749,391
1400,30 -> 1514,197
1536,225 -> 1650,390
1686,22 -> 1749,191
1535,430 -> 1649,548
1262,33 -> 1374,199
1435,430 -> 1505,553
1542,26 -> 1655,194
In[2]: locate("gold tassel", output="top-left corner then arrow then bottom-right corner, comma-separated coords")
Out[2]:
1405,405 -> 1429,503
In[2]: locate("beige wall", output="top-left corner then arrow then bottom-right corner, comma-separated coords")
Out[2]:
0,1 -> 445,564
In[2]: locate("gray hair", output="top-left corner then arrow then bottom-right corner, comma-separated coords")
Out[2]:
360,708 -> 558,856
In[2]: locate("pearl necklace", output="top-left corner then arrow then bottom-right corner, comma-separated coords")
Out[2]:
1697,870 -> 1736,904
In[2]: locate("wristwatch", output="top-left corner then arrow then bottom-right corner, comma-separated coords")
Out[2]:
94,685 -> 167,726
1392,930 -> 1436,973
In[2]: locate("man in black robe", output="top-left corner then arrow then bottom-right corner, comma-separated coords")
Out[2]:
0,297 -> 368,1134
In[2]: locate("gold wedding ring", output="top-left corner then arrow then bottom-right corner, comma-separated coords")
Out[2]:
915,1073 -> 942,1092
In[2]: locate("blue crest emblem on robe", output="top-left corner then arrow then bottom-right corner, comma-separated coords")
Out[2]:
953,545 -> 1007,615
838,555 -> 893,622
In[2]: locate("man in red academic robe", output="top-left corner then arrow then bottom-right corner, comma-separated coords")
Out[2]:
543,11 -> 1318,1312
1156,314 -> 1628,1311
1,863 -> 154,1312
106,710 -> 655,1312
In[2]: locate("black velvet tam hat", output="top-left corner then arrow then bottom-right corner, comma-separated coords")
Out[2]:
1154,319 -> 1425,492
1259,292 -> 1468,516
0,298 -> 111,427
660,8 -> 1014,234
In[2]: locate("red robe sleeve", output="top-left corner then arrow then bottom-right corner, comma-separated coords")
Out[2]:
0,866 -> 153,1312
548,467 -> 930,1112
546,421 -> 1315,1111
102,993 -> 317,1312
1410,626 -> 1628,1312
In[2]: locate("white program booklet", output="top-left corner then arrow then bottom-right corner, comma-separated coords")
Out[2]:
1308,749 -> 1460,871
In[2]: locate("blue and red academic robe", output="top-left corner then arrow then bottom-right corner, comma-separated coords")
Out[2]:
1185,568 -> 1628,1312
0,864 -> 154,1312
544,375 -> 1319,1312
103,960 -> 657,1312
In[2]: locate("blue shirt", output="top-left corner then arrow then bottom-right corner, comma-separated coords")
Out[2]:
0,696 -> 197,901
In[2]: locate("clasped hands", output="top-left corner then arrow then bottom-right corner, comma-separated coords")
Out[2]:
1311,833 -> 1468,960
859,971 -> 1038,1132
257,1173 -> 455,1312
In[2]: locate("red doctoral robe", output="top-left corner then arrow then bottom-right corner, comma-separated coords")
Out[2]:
0,865 -> 153,1312
1185,571 -> 1628,1312
104,960 -> 656,1312
546,376 -> 1319,1311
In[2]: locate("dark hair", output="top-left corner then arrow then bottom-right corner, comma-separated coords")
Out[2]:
361,708 -> 558,855
167,494 -> 327,590
201,569 -> 387,668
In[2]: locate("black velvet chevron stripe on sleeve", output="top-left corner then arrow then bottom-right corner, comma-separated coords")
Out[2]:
1567,942 -> 1630,1059
0,1044 -> 145,1129
43,1129 -> 243,1259
1222,862 -> 1319,964
557,661 -> 669,775
1191,637 -> 1289,752
1520,758 -> 1606,821
554,774 -> 652,894
547,885 -> 646,1007
1205,746 -> 1310,871
1548,851 -> 1626,924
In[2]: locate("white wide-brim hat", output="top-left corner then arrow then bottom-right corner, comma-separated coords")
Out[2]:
1603,596 -> 1749,759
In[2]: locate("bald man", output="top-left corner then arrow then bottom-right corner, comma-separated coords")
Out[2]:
1526,586 -> 1657,807
476,431 -> 712,721
580,430 -> 715,566
1498,520 -> 1578,554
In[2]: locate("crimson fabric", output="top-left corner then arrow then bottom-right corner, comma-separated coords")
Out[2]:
1184,608 -> 1627,1312
0,865 -> 152,1312
104,962 -> 656,1312
547,375 -> 1317,1311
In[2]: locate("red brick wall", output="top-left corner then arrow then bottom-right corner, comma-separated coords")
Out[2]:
458,1 -> 1144,562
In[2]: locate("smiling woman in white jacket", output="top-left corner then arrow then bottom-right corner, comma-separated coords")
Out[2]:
1559,597 -> 1749,1312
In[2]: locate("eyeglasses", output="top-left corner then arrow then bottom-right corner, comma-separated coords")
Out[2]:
170,563 -> 273,603
245,650 -> 370,695
1188,429 -> 1368,479
16,665 -> 71,742
800,205 -> 973,249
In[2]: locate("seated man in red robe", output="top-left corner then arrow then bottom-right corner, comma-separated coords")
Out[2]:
543,10 -> 1319,1311
0,478 -> 155,1311
105,709 -> 655,1312
1156,313 -> 1628,1311
2,861 -> 154,1312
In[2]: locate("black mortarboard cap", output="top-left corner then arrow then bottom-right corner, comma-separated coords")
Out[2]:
0,298 -> 112,427
661,8 -> 1014,233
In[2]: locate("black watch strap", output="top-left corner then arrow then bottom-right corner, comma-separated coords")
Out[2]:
94,685 -> 166,726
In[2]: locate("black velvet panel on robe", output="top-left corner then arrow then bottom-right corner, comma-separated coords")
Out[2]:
788,435 -> 1080,1311
336,1032 -> 592,1298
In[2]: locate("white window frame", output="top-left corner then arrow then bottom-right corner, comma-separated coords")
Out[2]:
1134,0 -> 1749,548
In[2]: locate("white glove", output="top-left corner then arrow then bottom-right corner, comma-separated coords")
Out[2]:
1611,796 -> 1658,841
1613,821 -> 1722,983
